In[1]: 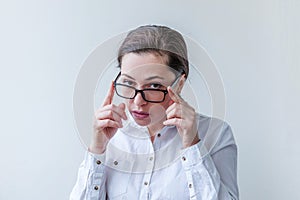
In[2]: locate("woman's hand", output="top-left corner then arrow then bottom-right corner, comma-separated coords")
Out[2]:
89,82 -> 127,154
163,86 -> 200,148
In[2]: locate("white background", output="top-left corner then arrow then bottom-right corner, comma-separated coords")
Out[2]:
0,0 -> 299,199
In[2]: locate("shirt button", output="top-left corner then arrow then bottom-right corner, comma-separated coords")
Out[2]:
149,157 -> 153,161
189,183 -> 192,188
182,156 -> 186,161
157,133 -> 161,137
94,185 -> 99,190
96,160 -> 101,165
114,161 -> 118,165
144,181 -> 148,186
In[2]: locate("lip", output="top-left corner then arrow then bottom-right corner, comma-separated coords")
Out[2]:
131,110 -> 149,119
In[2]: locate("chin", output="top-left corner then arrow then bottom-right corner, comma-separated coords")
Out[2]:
133,118 -> 151,126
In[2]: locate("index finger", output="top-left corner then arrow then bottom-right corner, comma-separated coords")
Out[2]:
167,86 -> 183,103
102,81 -> 115,106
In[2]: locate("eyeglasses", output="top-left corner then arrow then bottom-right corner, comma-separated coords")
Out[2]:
113,72 -> 182,103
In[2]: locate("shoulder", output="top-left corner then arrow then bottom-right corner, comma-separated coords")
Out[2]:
196,113 -> 236,154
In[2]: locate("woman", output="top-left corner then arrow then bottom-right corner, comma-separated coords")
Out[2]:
70,25 -> 239,200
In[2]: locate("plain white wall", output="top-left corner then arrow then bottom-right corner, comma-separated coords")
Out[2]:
0,0 -> 299,199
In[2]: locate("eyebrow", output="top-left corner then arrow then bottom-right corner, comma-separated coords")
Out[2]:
122,74 -> 165,81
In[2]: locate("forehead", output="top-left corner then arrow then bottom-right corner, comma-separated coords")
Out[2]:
121,53 -> 176,79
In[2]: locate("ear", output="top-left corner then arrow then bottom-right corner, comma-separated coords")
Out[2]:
176,74 -> 186,94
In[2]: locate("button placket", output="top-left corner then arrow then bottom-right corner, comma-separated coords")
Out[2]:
142,172 -> 152,193
143,146 -> 154,189
143,157 -> 154,187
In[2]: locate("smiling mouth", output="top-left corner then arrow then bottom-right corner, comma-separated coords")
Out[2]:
131,111 -> 150,119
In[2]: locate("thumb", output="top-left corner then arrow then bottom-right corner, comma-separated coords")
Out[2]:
118,103 -> 127,120
118,103 -> 125,110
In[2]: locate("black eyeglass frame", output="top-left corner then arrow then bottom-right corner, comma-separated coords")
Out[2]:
113,71 -> 183,103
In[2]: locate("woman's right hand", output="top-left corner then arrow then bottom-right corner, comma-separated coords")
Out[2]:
89,81 -> 127,154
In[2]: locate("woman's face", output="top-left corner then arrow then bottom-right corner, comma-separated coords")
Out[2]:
119,52 -> 180,130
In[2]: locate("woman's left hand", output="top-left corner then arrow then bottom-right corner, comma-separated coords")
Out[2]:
163,86 -> 200,148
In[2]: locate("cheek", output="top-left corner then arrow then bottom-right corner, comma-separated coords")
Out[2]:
148,104 -> 167,123
149,98 -> 172,116
163,95 -> 173,108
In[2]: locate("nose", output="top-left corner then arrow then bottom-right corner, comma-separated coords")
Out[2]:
133,91 -> 147,106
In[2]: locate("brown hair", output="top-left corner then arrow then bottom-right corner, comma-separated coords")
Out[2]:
117,25 -> 189,78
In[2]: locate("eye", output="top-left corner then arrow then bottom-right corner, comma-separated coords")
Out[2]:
122,79 -> 135,86
147,83 -> 164,89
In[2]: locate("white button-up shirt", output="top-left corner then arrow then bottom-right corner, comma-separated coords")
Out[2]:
70,114 -> 239,200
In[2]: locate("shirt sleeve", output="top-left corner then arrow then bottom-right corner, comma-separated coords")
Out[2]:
180,122 -> 239,200
70,151 -> 107,200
